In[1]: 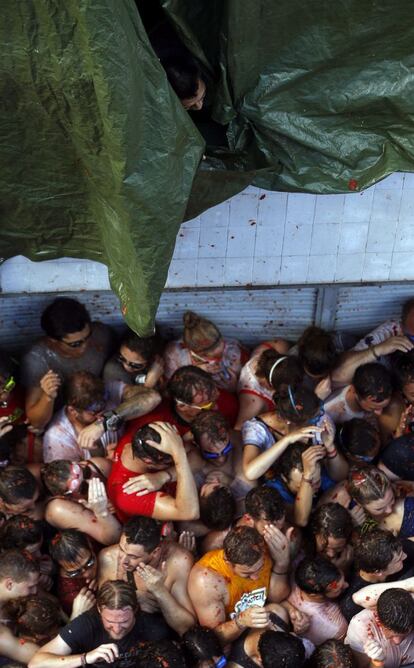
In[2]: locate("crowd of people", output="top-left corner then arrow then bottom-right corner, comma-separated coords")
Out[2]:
1,296 -> 414,667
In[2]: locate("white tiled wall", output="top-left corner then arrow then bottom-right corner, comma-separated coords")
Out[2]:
1,172 -> 413,293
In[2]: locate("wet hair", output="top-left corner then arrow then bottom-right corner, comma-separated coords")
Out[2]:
123,516 -> 161,552
182,625 -> 222,664
310,640 -> 355,668
380,434 -> 414,480
274,386 -> 321,425
276,441 -> 308,480
348,466 -> 391,506
338,419 -> 380,459
245,486 -> 285,523
168,366 -> 216,404
352,363 -> 392,402
258,630 -> 305,668
132,640 -> 186,668
392,351 -> 414,391
297,327 -> 339,377
4,595 -> 61,643
354,529 -> 402,573
223,526 -> 264,567
256,349 -> 304,392
377,588 -> 414,633
182,311 -> 221,353
64,371 -> 105,410
97,580 -> 137,611
191,411 -> 229,446
200,485 -> 236,531
41,460 -> 72,496
309,503 -> 353,545
49,529 -> 91,564
120,332 -> 158,362
402,298 -> 414,326
40,297 -> 90,339
163,53 -> 201,100
1,515 -> 42,551
295,556 -> 341,595
0,466 -> 37,506
0,549 -> 39,582
131,425 -> 173,466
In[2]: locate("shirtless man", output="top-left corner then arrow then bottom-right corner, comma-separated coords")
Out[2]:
98,515 -> 196,635
188,525 -> 291,645
0,550 -> 40,664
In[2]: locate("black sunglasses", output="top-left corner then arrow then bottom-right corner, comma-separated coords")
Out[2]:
117,354 -> 148,371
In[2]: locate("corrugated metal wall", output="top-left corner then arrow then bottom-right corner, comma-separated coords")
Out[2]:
1,282 -> 414,352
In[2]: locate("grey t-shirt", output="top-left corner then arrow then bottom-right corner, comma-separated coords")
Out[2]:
20,322 -> 115,408
103,355 -> 136,384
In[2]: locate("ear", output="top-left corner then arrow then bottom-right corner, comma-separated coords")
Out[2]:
67,406 -> 77,418
4,577 -> 13,591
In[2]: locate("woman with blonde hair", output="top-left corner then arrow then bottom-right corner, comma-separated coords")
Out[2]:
163,311 -> 248,392
321,464 -> 414,540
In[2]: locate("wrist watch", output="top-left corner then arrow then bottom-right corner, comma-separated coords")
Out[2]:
102,410 -> 123,431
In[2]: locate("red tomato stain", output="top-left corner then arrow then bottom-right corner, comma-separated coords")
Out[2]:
348,178 -> 358,191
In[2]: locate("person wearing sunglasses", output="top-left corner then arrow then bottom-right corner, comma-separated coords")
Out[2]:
163,311 -> 247,393
188,411 -> 253,516
103,331 -> 165,390
42,369 -> 161,463
21,297 -> 116,431
49,529 -> 98,618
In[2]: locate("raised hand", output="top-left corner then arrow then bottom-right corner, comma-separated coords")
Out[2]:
40,370 -> 61,399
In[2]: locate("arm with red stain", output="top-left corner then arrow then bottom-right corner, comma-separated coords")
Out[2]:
0,624 -> 39,664
45,497 -> 121,546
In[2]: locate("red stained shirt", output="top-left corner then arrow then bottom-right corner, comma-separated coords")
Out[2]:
107,442 -> 176,522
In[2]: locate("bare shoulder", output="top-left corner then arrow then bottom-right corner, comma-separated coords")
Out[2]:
166,542 -> 194,564
45,497 -> 81,521
189,562 -> 224,592
99,544 -> 118,566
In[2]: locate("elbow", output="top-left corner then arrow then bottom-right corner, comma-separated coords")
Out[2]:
180,507 -> 199,521
294,515 -> 308,528
148,390 -> 162,410
243,468 -> 256,482
28,656 -> 40,668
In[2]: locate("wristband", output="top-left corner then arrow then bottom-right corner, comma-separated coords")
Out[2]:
326,450 -> 338,459
302,477 -> 313,485
369,344 -> 380,361
81,654 -> 88,667
234,613 -> 246,630
272,570 -> 288,575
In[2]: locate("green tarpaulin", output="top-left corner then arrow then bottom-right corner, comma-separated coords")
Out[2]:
2,0 -> 414,333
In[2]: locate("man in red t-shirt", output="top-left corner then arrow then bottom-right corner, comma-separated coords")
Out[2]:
108,422 -> 199,523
